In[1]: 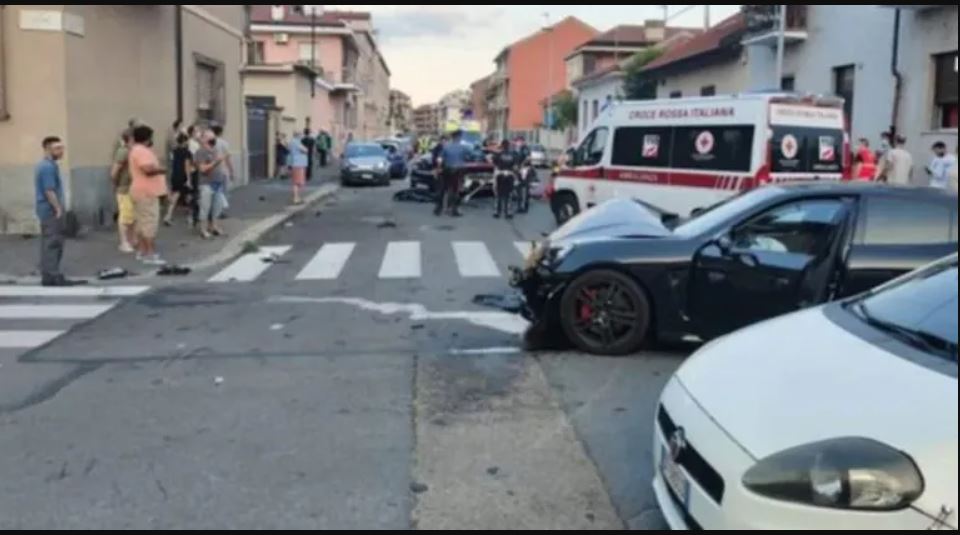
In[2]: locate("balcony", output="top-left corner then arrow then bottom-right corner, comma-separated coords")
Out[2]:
741,5 -> 809,47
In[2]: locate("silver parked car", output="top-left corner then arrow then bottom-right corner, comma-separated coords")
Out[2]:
341,143 -> 391,187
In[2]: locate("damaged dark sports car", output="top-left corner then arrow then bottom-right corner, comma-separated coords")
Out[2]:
511,183 -> 959,356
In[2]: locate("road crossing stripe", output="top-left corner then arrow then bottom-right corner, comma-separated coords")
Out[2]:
0,286 -> 150,298
452,242 -> 500,278
379,242 -> 422,279
515,241 -> 536,257
208,246 -> 292,283
0,330 -> 65,349
0,304 -> 116,320
296,243 -> 357,281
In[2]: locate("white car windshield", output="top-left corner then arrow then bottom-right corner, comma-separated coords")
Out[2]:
672,187 -> 785,238
852,257 -> 958,364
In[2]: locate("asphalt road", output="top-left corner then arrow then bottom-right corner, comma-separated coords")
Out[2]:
0,179 -> 688,529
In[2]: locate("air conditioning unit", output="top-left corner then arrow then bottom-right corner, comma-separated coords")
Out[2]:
274,33 -> 289,45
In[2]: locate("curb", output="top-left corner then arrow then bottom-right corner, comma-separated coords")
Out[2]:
0,183 -> 340,284
187,183 -> 339,272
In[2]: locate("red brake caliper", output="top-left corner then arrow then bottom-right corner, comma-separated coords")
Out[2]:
579,289 -> 597,322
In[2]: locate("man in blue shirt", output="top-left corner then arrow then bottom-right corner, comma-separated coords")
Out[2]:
35,136 -> 77,286
435,130 -> 471,217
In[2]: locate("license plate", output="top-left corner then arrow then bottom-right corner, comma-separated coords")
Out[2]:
661,447 -> 690,507
361,174 -> 373,180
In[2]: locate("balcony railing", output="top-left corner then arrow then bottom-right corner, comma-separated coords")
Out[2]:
742,5 -> 809,47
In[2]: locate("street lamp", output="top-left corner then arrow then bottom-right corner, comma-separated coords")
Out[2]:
294,5 -> 325,97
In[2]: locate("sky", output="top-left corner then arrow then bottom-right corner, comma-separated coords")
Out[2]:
327,5 -> 742,105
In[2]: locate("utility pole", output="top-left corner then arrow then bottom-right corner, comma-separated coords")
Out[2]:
704,5 -> 711,30
775,5 -> 787,90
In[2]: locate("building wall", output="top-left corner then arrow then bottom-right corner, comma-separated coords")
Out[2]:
352,32 -> 390,140
577,75 -> 623,137
655,53 -> 750,99
898,6 -> 958,175
258,32 -> 346,78
758,5 -> 898,148
0,4 -> 245,234
507,18 -> 597,132
0,5 -> 68,234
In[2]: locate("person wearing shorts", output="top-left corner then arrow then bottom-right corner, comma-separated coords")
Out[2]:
128,125 -> 168,266
194,130 -> 229,239
110,130 -> 136,253
288,132 -> 308,205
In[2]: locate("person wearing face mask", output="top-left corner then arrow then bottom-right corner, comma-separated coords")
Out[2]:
193,130 -> 229,239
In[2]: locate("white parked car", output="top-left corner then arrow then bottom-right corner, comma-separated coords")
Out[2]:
653,255 -> 958,530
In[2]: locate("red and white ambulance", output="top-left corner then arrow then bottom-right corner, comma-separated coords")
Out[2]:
549,93 -> 849,225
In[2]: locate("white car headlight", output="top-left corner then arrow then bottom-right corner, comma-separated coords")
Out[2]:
377,161 -> 387,170
743,438 -> 924,511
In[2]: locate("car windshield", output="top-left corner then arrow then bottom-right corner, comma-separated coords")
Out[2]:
672,186 -> 786,238
850,257 -> 958,365
531,145 -> 545,152
461,132 -> 483,147
347,144 -> 386,158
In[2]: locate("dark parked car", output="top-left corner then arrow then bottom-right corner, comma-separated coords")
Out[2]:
377,141 -> 409,179
512,183 -> 959,356
341,143 -> 391,186
409,143 -> 494,191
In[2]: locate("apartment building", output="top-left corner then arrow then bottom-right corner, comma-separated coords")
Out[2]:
487,17 -> 598,140
388,90 -> 413,136
413,104 -> 440,137
0,5 -> 247,235
470,75 -> 492,134
248,6 -> 390,146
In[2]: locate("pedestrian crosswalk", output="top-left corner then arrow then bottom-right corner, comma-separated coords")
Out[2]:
0,285 -> 149,351
208,240 -> 540,284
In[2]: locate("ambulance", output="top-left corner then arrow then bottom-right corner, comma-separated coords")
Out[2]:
549,93 -> 849,225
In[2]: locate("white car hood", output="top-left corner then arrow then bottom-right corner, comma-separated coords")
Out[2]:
677,308 -> 958,523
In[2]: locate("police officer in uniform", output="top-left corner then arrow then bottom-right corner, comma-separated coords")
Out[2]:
491,140 -> 519,219
435,130 -> 470,217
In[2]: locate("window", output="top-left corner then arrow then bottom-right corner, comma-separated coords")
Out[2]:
249,41 -> 266,65
734,199 -> 845,256
833,65 -> 855,126
934,52 -> 958,129
669,90 -> 683,99
582,100 -> 589,132
860,198 -> 953,246
672,125 -> 755,172
612,126 -> 672,168
592,100 -> 599,122
781,76 -> 796,92
576,127 -> 609,166
700,86 -> 716,97
195,54 -> 225,124
298,42 -> 318,66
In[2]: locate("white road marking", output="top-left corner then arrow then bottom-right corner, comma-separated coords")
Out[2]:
452,242 -> 501,278
450,347 -> 523,356
0,286 -> 150,298
296,243 -> 356,281
269,296 -> 530,335
378,242 -> 422,279
208,246 -> 292,283
0,330 -> 65,349
515,241 -> 535,257
0,304 -> 116,320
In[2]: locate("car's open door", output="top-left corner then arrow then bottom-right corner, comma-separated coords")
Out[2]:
689,198 -> 851,338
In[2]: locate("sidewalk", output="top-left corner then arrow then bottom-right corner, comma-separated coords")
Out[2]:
0,170 -> 339,283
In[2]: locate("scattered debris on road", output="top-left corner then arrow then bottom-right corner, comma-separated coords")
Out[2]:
472,293 -> 525,314
214,376 -> 225,386
393,188 -> 435,204
410,482 -> 429,494
97,268 -> 129,281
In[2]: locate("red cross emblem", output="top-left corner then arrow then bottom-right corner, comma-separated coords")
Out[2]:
695,131 -> 715,155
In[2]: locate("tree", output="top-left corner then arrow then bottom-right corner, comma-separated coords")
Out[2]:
550,92 -> 579,131
623,47 -> 664,100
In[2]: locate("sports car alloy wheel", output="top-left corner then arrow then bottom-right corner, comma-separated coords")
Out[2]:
560,270 -> 651,356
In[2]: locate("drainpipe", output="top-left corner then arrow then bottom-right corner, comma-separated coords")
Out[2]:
0,5 -> 8,121
175,5 -> 184,122
889,8 -> 903,137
